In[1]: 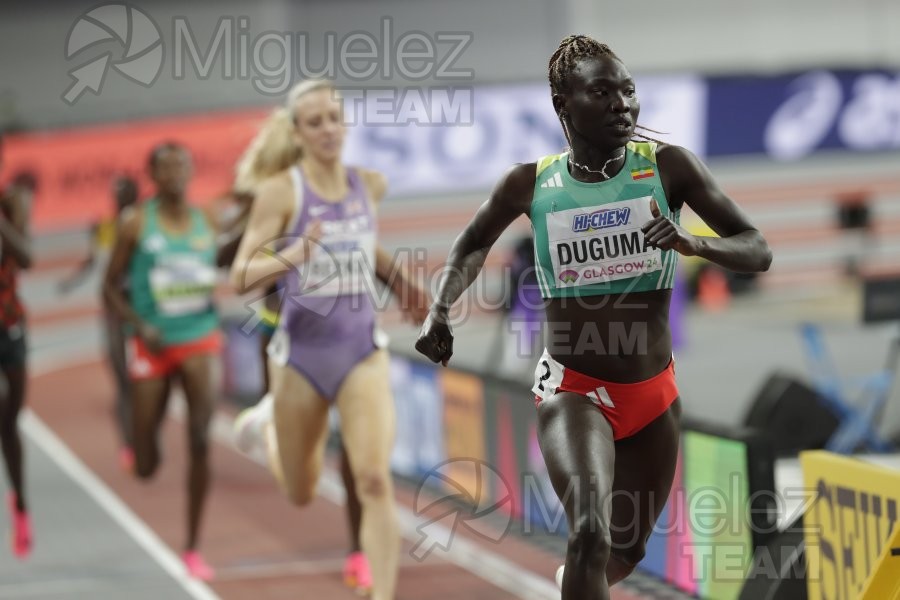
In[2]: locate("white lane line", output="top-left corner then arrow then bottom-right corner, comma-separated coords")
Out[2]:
19,410 -> 221,600
213,557 -> 346,581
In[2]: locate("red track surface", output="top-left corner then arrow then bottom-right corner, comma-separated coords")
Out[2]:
28,359 -> 643,600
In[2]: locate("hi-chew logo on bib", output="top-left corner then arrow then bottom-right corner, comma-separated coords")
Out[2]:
572,207 -> 631,233
546,196 -> 662,287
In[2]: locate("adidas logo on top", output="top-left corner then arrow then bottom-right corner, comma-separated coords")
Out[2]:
540,171 -> 563,189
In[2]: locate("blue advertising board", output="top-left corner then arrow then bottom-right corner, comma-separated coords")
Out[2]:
707,70 -> 900,159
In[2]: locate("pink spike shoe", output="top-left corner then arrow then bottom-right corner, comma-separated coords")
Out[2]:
343,551 -> 372,595
182,550 -> 215,581
118,446 -> 136,474
7,493 -> 31,559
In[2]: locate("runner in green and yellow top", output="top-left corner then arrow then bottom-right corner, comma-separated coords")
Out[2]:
530,143 -> 679,297
417,35 -> 773,600
103,142 -> 225,581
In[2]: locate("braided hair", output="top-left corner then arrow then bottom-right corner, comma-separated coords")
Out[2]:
548,35 -> 663,144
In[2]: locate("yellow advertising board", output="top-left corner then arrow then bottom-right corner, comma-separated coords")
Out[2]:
801,451 -> 900,600
441,370 -> 486,499
859,522 -> 900,599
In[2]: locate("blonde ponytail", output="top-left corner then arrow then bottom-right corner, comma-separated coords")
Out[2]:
234,79 -> 337,194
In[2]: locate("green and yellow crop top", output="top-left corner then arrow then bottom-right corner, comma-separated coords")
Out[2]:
529,141 -> 680,298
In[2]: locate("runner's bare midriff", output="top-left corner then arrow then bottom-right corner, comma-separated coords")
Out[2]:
543,288 -> 672,383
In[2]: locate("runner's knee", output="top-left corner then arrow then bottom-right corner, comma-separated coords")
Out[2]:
354,468 -> 391,502
569,511 -> 612,566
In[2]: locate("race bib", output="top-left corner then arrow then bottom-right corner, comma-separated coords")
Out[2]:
300,230 -> 376,298
546,196 -> 663,288
149,254 -> 217,316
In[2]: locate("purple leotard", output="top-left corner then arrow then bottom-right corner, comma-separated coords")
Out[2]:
267,166 -> 387,401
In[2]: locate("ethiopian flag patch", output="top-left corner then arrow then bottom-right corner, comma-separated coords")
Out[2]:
631,167 -> 655,180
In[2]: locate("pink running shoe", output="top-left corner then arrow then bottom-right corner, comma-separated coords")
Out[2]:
343,551 -> 372,595
7,493 -> 31,559
182,550 -> 215,581
118,446 -> 135,474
